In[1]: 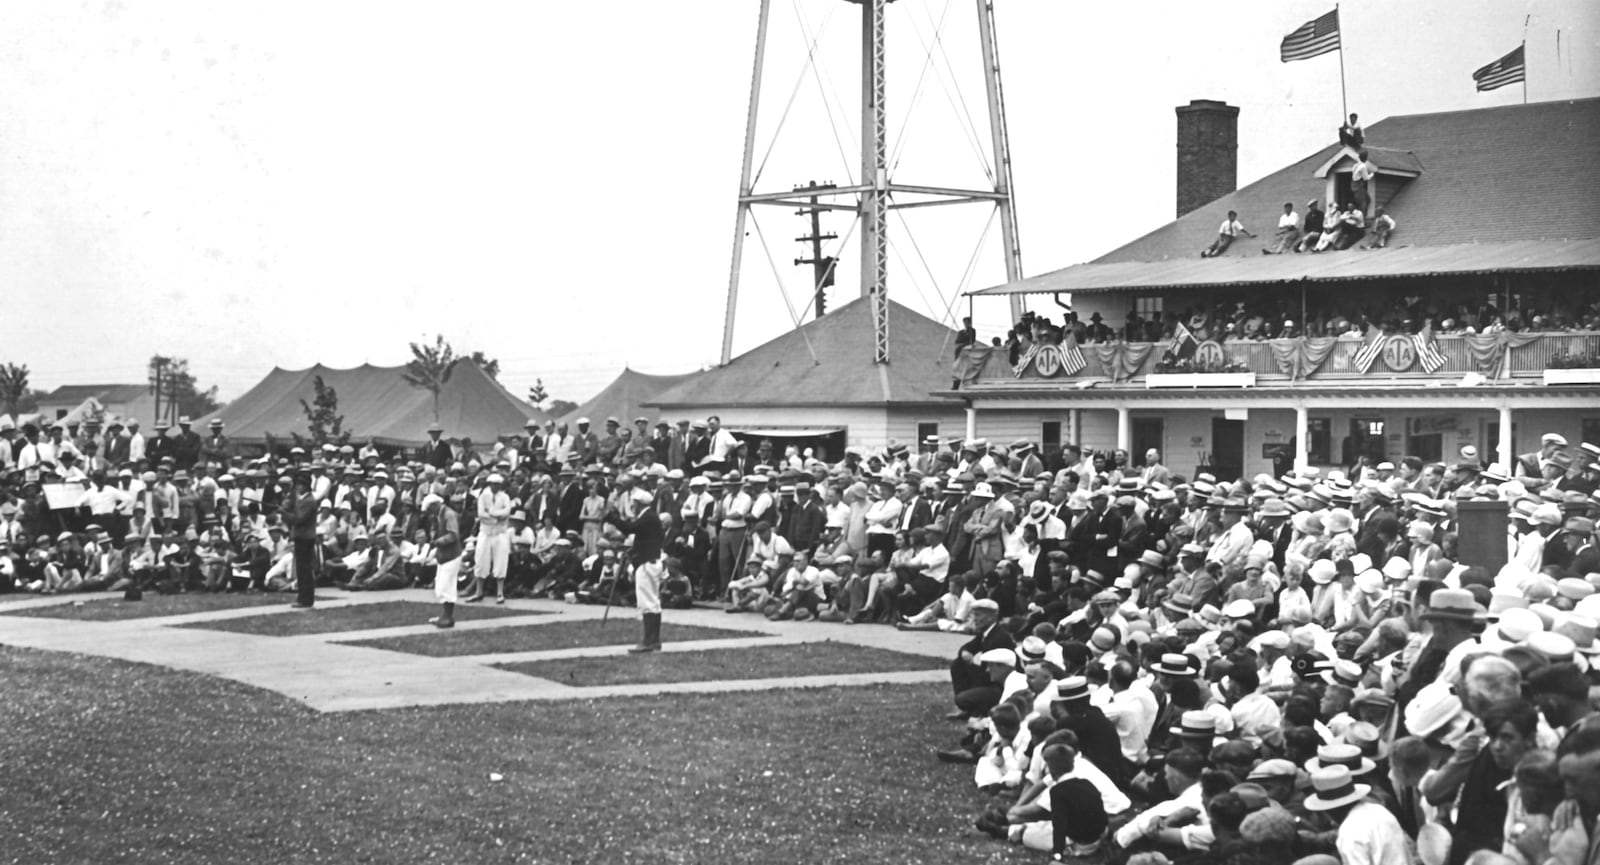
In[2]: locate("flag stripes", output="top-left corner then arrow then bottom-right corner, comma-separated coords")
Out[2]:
1473,45 -> 1526,92
1061,334 -> 1087,376
1281,9 -> 1341,62
1352,328 -> 1384,373
1413,321 -> 1446,373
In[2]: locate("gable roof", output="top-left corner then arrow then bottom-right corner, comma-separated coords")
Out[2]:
646,296 -> 961,408
196,361 -> 546,447
1101,97 -> 1600,262
42,384 -> 148,406
972,98 -> 1600,297
558,368 -> 699,427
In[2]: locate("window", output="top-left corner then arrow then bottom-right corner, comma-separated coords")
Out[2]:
916,421 -> 939,443
1041,421 -> 1062,451
1133,296 -> 1163,318
55,409 -> 67,420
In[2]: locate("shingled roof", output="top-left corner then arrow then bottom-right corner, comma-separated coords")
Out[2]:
42,384 -> 148,405
972,98 -> 1600,297
1101,97 -> 1600,261
645,296 -> 960,408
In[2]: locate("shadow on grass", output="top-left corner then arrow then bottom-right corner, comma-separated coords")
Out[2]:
1,592 -> 290,621
346,619 -> 770,657
498,639 -> 944,687
176,600 -> 542,637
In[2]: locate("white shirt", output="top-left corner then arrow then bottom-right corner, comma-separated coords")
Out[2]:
1027,745 -> 1132,815
1102,683 -> 1159,763
1336,800 -> 1412,865
1114,779 -> 1205,848
865,497 -> 903,535
709,429 -> 739,463
915,544 -> 950,581
1278,211 -> 1300,229
1217,218 -> 1246,237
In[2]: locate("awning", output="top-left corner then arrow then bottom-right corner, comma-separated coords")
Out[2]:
732,427 -> 844,438
966,237 -> 1600,297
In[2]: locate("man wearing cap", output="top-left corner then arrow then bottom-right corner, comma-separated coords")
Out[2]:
467,473 -> 513,604
606,486 -> 668,653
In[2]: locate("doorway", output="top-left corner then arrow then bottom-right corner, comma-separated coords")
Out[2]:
1209,418 -> 1245,481
1131,418 -> 1164,468
1346,418 -> 1388,469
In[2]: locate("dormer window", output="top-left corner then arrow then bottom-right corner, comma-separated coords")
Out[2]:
1314,146 -> 1423,217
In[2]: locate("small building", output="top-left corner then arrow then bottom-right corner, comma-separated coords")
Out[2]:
34,384 -> 156,427
645,296 -> 1014,456
954,97 -> 1600,480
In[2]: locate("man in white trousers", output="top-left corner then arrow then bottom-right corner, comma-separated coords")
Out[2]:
610,487 -> 668,653
468,473 -> 513,604
424,493 -> 462,628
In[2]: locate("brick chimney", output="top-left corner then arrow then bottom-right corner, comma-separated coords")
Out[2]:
1175,100 -> 1239,218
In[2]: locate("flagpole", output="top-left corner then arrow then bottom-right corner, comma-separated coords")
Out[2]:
1337,3 -> 1348,118
1522,15 -> 1531,104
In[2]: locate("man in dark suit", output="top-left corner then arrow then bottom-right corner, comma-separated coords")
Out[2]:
425,423 -> 452,470
556,471 -> 586,535
897,481 -> 934,534
524,476 -> 560,527
786,482 -> 826,554
1515,433 -> 1566,481
285,472 -> 320,609
1355,486 -> 1398,550
1082,489 -> 1122,580
949,600 -> 1015,719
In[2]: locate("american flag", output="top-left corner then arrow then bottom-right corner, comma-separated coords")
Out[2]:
1352,327 -> 1385,373
1412,320 -> 1446,373
1168,321 -> 1199,361
1061,332 -> 1087,376
1280,9 -> 1341,63
1473,45 -> 1526,92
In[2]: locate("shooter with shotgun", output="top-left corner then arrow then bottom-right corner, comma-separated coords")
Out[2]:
606,486 -> 667,653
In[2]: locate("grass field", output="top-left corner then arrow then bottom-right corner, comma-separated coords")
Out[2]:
0,591 -> 289,621
177,600 -> 541,636
0,646 -> 1006,865
500,640 -> 945,687
345,619 -> 769,657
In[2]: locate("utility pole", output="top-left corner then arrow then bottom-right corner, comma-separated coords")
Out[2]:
151,357 -> 166,428
793,180 -> 838,318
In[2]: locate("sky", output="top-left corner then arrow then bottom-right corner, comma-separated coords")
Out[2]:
2,0 -> 1596,410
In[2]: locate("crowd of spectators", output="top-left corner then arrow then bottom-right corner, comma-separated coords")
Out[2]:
7,410 -> 1600,865
994,294 -> 1600,362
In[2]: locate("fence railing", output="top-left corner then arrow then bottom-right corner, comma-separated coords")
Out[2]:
967,331 -> 1600,387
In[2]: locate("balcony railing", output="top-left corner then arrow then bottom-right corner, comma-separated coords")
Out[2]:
956,331 -> 1600,388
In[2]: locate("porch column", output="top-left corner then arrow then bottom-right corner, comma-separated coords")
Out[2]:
965,406 -> 977,442
1116,407 -> 1131,453
1498,405 -> 1514,474
1295,406 -> 1310,472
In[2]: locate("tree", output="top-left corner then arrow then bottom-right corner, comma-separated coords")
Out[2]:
298,375 -> 349,446
527,378 -> 548,407
467,351 -> 501,381
148,355 -> 221,424
0,363 -> 30,421
402,335 -> 459,422
547,399 -> 578,419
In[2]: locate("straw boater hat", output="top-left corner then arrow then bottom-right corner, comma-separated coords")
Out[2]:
1170,709 -> 1218,738
1152,653 -> 1197,677
1302,765 -> 1370,811
1304,742 -> 1376,776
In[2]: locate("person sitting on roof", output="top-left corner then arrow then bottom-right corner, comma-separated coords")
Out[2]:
1294,200 -> 1325,253
1366,206 -> 1396,249
1334,204 -> 1366,250
1201,210 -> 1255,258
1312,203 -> 1347,252
1339,112 -> 1363,149
1262,202 -> 1301,255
